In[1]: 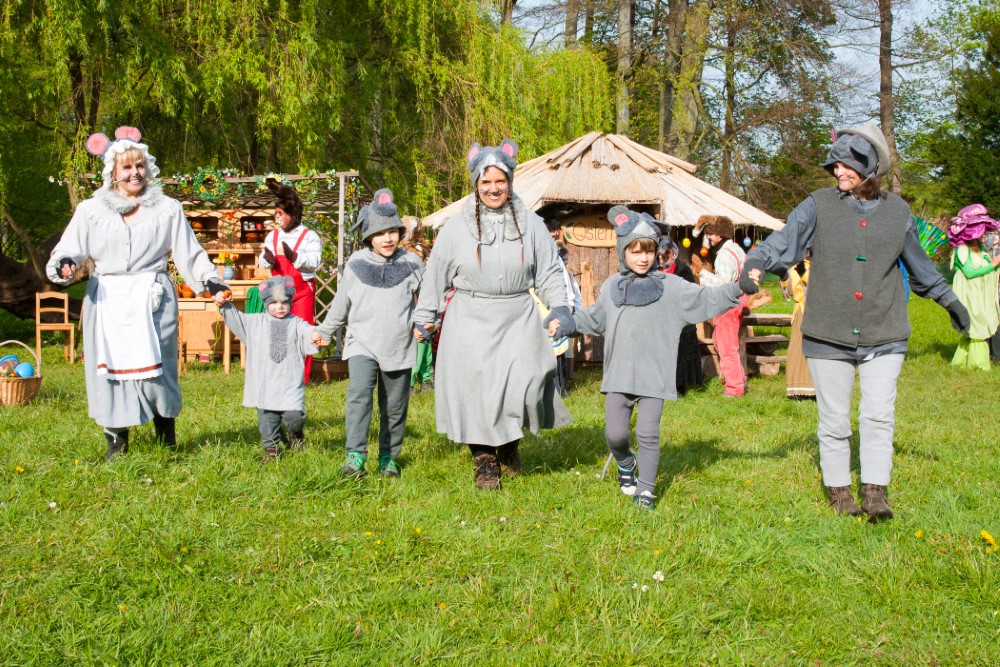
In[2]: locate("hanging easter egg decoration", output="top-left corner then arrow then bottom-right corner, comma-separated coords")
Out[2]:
699,247 -> 709,257
682,238 -> 691,248
743,237 -> 752,248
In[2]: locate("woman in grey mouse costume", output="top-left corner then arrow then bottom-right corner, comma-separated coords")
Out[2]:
46,127 -> 228,460
548,207 -> 747,509
740,122 -> 971,521
412,139 -> 574,490
216,276 -> 318,461
313,189 -> 425,478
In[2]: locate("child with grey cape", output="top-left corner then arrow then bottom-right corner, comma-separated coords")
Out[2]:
313,188 -> 425,477
215,275 -> 318,461
547,206 -> 753,509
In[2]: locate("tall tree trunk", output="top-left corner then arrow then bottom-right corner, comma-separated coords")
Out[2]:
660,0 -> 688,152
616,0 -> 633,134
878,0 -> 902,195
719,20 -> 737,193
584,0 -> 595,42
565,0 -> 579,47
499,0 -> 516,26
666,0 -> 710,160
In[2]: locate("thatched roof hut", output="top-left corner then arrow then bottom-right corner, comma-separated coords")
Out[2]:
423,132 -> 784,231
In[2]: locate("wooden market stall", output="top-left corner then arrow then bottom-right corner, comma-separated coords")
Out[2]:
157,171 -> 371,370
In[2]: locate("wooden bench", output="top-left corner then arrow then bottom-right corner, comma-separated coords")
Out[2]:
698,312 -> 793,378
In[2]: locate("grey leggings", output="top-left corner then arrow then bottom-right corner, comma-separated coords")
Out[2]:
605,392 -> 664,495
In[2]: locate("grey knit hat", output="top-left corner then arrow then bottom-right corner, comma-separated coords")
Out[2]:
259,275 -> 296,306
467,139 -> 517,190
823,122 -> 890,179
354,188 -> 404,243
609,206 -> 661,272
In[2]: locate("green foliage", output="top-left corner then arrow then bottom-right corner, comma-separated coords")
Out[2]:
924,11 -> 1000,215
2,293 -> 999,664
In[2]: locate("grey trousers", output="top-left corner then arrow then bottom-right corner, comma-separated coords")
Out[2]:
806,354 -> 904,487
605,392 -> 664,496
346,355 -> 411,459
257,409 -> 305,449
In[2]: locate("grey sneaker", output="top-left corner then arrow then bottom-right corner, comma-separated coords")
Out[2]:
634,490 -> 655,510
340,452 -> 366,478
617,459 -> 638,496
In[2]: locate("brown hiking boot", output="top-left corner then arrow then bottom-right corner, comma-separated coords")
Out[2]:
261,446 -> 280,463
860,484 -> 893,522
288,431 -> 306,452
497,444 -> 521,478
473,453 -> 501,490
826,486 -> 863,516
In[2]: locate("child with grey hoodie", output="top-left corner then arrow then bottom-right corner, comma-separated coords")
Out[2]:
547,206 -> 751,509
313,189 -> 425,478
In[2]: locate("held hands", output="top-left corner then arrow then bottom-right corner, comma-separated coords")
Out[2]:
413,322 -> 436,342
738,259 -> 764,295
57,257 -> 77,280
543,306 -> 576,338
946,298 -> 971,334
281,242 -> 298,264
546,319 -> 561,337
312,331 -> 330,347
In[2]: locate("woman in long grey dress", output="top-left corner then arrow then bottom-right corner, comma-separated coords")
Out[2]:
413,140 -> 574,489
47,127 -> 227,460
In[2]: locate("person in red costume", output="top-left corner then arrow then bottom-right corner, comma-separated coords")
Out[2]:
258,178 -> 323,383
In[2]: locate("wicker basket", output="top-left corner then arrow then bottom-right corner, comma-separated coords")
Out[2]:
0,340 -> 42,406
310,355 -> 349,383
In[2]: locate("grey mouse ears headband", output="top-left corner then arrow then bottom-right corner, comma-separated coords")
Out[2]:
467,139 -> 518,190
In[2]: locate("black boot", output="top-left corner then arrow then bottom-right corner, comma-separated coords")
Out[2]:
497,440 -> 521,477
153,415 -> 176,448
105,430 -> 129,462
289,430 -> 306,452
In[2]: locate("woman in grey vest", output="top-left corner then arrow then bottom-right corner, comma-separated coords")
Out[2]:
740,123 -> 970,521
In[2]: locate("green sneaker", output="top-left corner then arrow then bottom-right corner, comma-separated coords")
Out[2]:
378,455 -> 401,478
340,452 -> 366,478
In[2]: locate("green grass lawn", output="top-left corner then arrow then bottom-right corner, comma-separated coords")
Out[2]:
2,291 -> 998,665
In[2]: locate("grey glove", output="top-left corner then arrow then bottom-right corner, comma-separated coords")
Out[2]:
205,279 -> 230,297
739,258 -> 764,295
543,306 -> 577,339
943,296 -> 970,333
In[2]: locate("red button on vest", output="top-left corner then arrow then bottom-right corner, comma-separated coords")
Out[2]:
859,220 -> 867,227
854,291 -> 863,300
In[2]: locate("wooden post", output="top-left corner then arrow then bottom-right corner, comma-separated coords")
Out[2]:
335,173 -> 346,355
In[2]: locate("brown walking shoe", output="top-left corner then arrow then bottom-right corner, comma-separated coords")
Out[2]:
860,483 -> 893,522
473,453 -> 501,490
826,486 -> 863,516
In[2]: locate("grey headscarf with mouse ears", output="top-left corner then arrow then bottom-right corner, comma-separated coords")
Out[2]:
822,122 -> 890,179
607,206 -> 665,307
467,139 -> 518,190
352,188 -> 405,243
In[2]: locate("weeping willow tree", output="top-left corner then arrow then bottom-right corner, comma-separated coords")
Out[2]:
0,0 -> 611,315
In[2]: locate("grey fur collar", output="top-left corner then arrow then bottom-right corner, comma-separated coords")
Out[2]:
268,316 -> 291,364
348,248 -> 416,288
462,193 -> 530,245
610,272 -> 665,307
97,184 -> 166,214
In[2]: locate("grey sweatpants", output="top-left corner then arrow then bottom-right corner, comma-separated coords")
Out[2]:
345,355 -> 412,459
806,354 -> 904,487
257,409 -> 305,449
605,392 -> 664,496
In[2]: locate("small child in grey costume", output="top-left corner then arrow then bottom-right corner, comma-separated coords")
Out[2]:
313,188 -> 425,478
216,275 -> 318,461
547,206 -> 751,509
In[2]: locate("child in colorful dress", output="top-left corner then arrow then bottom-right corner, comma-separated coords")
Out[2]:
947,204 -> 1000,371
546,206 -> 751,509
215,276 -> 318,461
313,189 -> 425,477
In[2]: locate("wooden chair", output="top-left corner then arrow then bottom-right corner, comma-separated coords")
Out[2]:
35,291 -> 76,363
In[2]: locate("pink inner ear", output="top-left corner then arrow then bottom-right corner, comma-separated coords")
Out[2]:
467,146 -> 480,162
501,143 -> 515,157
85,133 -> 111,157
614,213 -> 630,226
115,126 -> 141,142
378,193 -> 392,205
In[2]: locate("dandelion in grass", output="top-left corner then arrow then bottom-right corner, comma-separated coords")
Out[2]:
74,459 -> 79,465
415,527 -> 422,534
119,605 -> 128,612
653,571 -> 665,582
654,549 -> 662,556
365,531 -> 373,537
438,603 -> 447,610
915,530 -> 924,539
981,530 -> 997,548
375,539 -> 382,545
16,466 -> 24,473
536,523 -> 541,529
180,547 -> 188,554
